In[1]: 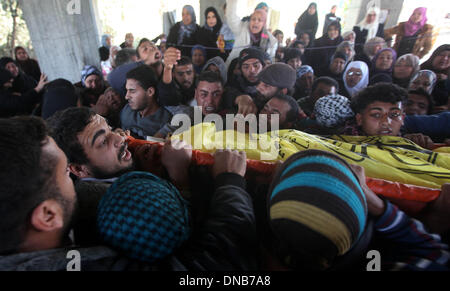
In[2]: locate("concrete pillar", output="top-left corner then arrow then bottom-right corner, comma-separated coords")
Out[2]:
18,0 -> 102,83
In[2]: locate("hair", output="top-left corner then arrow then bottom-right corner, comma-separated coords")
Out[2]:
126,64 -> 159,92
364,37 -> 386,57
0,116 -> 59,255
283,48 -> 303,62
47,107 -> 95,166
196,70 -> 224,87
14,46 -> 27,60
176,56 -> 193,68
407,88 -> 434,114
312,77 -> 339,94
273,29 -> 284,37
351,83 -> 408,114
136,38 -> 151,59
273,94 -> 300,124
115,48 -> 137,67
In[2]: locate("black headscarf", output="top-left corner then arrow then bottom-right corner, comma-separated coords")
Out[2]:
296,3 -> 319,37
204,7 -> 223,38
421,44 -> 450,75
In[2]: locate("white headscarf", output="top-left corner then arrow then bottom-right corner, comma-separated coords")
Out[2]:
357,0 -> 381,42
343,61 -> 369,98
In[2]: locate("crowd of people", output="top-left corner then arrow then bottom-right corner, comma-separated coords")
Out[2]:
0,0 -> 449,271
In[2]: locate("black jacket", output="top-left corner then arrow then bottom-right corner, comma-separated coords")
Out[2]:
0,88 -> 40,118
353,23 -> 385,55
167,22 -> 200,58
157,79 -> 195,106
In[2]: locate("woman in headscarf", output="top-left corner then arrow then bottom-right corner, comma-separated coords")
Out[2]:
99,34 -> 112,62
384,8 -> 434,59
341,61 -> 369,98
392,53 -> 420,89
421,44 -> 450,81
14,46 -> 41,82
336,41 -> 356,64
196,6 -> 234,61
354,37 -> 387,71
295,3 -> 319,43
308,20 -> 343,72
369,48 -> 397,84
353,0 -> 384,54
166,5 -> 200,57
408,70 -> 437,95
191,45 -> 207,75
225,0 -> 278,67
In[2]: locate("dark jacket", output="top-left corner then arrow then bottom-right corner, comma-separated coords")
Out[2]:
196,27 -> 229,61
12,72 -> 37,94
16,59 -> 41,82
0,174 -> 258,271
167,22 -> 200,58
353,23 -> 385,55
0,88 -> 40,118
309,35 -> 343,72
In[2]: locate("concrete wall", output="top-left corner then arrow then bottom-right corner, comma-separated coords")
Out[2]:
18,0 -> 101,83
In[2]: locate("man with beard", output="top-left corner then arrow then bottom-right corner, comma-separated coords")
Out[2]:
158,48 -> 196,106
0,116 -> 78,268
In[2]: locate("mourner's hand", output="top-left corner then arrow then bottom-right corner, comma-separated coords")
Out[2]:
163,47 -> 181,71
213,149 -> 247,178
350,164 -> 386,217
34,74 -> 48,93
235,95 -> 258,116
404,133 -> 435,150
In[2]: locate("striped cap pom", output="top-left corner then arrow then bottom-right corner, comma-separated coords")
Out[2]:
268,150 -> 368,268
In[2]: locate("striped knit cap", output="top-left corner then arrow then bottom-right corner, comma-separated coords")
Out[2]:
268,150 -> 368,269
97,172 -> 190,263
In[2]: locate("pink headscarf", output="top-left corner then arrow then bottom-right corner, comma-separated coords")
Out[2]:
404,7 -> 427,37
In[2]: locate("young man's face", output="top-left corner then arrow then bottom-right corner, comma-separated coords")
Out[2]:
406,93 -> 429,116
76,114 -> 134,179
125,78 -> 150,111
174,64 -> 195,90
356,101 -> 405,136
138,41 -> 161,65
241,58 -> 263,84
195,81 -> 223,115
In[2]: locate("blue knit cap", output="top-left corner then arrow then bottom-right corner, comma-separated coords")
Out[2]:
268,150 -> 368,270
97,172 -> 190,263
80,65 -> 102,86
296,65 -> 314,79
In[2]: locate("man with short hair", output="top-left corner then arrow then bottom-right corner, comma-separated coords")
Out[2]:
283,48 -> 303,71
108,38 -> 162,97
158,48 -> 196,106
297,77 -> 339,117
405,88 -> 433,116
0,116 -> 77,262
349,83 -> 436,149
0,116 -> 259,271
121,65 -> 192,139
259,94 -> 300,130
192,71 -> 225,116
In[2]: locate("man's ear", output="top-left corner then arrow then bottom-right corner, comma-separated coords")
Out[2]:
69,163 -> 91,178
146,87 -> 155,98
356,113 -> 363,126
30,200 -> 63,232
